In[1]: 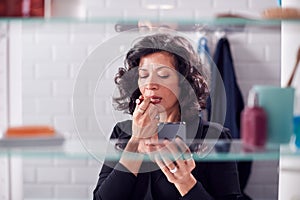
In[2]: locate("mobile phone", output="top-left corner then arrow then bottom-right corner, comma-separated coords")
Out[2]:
158,122 -> 186,141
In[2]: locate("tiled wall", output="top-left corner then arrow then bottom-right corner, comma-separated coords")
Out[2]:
0,23 -> 8,200
0,23 -> 7,130
20,0 -> 280,199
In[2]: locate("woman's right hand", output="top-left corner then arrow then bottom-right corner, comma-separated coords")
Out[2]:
132,96 -> 160,139
119,97 -> 160,175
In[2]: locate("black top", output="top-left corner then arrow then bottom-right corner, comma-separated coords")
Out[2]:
93,118 -> 241,200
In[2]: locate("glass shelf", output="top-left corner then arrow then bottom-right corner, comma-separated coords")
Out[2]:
1,139 -> 296,161
0,16 -> 295,24
0,17 -> 290,32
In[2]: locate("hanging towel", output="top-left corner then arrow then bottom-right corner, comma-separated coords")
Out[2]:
210,37 -> 252,200
197,36 -> 213,120
209,37 -> 244,139
197,36 -> 210,56
197,36 -> 212,72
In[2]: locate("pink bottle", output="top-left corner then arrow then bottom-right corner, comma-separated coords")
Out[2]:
241,89 -> 267,150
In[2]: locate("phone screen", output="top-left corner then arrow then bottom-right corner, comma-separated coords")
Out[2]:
158,122 -> 186,141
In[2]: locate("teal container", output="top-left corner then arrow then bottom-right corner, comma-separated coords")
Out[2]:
253,86 -> 295,144
294,116 -> 300,148
277,0 -> 282,6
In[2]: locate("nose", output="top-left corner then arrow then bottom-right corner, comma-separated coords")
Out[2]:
142,73 -> 159,90
145,82 -> 159,90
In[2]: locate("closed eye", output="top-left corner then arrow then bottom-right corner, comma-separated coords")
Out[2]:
138,69 -> 149,79
157,68 -> 171,79
158,74 -> 170,79
139,74 -> 149,79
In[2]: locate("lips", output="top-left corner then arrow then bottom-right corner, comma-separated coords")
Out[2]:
149,96 -> 162,104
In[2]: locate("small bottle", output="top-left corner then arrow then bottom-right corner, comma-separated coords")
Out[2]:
241,89 -> 267,150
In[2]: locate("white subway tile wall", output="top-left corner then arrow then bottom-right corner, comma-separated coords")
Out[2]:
0,23 -> 7,130
21,0 -> 280,199
0,24 -> 9,200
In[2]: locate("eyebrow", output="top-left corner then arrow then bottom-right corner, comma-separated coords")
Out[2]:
156,66 -> 172,70
138,68 -> 148,72
139,65 -> 173,71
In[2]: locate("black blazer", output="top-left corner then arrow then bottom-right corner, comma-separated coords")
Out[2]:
93,118 -> 241,200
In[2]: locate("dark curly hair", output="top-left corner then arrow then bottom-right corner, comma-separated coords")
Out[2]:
113,33 -> 209,119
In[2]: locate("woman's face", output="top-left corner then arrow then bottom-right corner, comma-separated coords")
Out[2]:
138,52 -> 180,115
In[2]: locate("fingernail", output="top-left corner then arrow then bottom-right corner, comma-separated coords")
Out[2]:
164,138 -> 171,143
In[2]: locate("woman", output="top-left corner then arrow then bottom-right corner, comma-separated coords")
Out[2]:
93,33 -> 241,199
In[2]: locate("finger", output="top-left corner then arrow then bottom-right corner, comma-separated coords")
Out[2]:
161,140 -> 195,176
163,139 -> 184,162
148,104 -> 160,121
144,136 -> 158,148
158,146 -> 179,174
154,154 -> 176,180
149,134 -> 159,144
174,138 -> 195,169
145,139 -> 162,161
135,95 -> 144,105
150,139 -> 164,150
138,97 -> 151,111
134,97 -> 151,116
174,138 -> 193,165
175,137 -> 193,160
154,154 -> 165,169
160,143 -> 185,176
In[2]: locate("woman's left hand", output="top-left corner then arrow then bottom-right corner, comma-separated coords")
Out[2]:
154,137 -> 197,196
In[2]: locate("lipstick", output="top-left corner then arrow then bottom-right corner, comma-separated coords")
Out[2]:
150,96 -> 162,104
